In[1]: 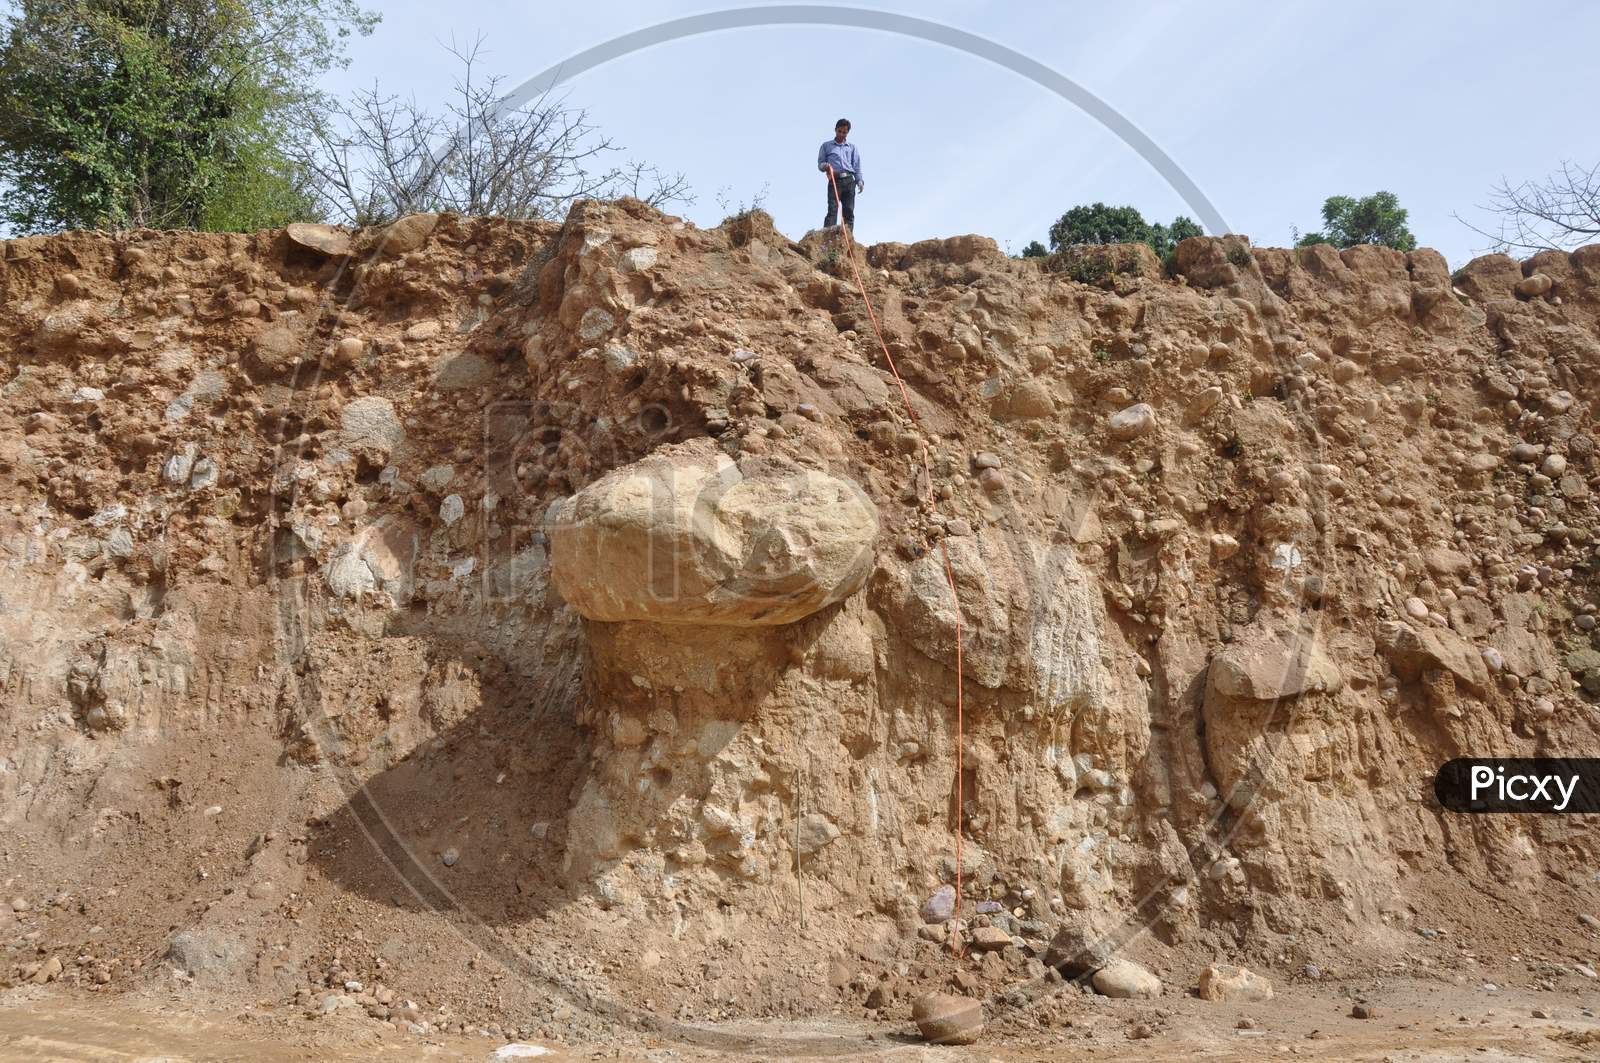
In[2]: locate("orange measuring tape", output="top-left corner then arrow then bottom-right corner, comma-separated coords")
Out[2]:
825,165 -> 967,952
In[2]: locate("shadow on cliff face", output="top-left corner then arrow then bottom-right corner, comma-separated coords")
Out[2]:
301,607 -> 827,928
301,623 -> 589,927
295,604 -> 837,1039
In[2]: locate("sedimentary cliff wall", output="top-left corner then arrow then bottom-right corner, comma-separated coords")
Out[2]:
3,201 -> 1598,1025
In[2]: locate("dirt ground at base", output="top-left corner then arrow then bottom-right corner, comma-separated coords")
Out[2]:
4,975 -> 1600,1062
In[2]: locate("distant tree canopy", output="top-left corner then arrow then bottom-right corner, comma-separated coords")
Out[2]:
1049,203 -> 1145,247
1297,191 -> 1417,252
1019,239 -> 1048,259
1047,202 -> 1202,258
0,0 -> 377,233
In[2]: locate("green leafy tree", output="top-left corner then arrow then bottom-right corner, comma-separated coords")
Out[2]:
0,0 -> 377,233
1297,191 -> 1417,251
1019,239 -> 1047,259
1047,202 -> 1202,257
1150,215 -> 1202,256
1048,202 -> 1150,249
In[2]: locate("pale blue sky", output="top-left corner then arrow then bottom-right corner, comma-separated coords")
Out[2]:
326,1 -> 1600,267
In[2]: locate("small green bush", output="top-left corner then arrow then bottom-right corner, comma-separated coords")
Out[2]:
1045,244 -> 1156,285
1052,248 -> 1114,284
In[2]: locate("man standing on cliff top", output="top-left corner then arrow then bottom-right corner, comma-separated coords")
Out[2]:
817,118 -> 864,230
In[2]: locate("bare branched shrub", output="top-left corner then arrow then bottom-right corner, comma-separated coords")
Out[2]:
713,182 -> 771,224
1457,159 -> 1600,254
300,36 -> 691,225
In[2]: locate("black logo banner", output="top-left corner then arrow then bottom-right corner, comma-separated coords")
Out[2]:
1435,759 -> 1600,813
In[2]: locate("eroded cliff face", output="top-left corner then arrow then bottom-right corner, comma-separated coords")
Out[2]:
3,199 -> 1599,1022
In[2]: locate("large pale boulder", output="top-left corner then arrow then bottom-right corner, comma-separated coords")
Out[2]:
1378,620 -> 1489,694
377,212 -> 439,254
1208,625 -> 1343,702
339,396 -> 405,457
1516,273 -> 1553,299
1044,917 -> 1116,977
1203,621 -> 1348,812
1197,963 -> 1273,1002
547,441 -> 877,625
1091,959 -> 1161,999
285,222 -> 351,257
911,992 -> 983,1045
1108,402 -> 1157,440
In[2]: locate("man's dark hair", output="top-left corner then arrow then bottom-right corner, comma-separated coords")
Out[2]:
835,119 -> 851,130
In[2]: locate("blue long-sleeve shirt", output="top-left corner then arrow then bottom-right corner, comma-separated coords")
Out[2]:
817,139 -> 862,182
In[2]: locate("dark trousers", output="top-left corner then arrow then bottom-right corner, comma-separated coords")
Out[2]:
825,173 -> 856,229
